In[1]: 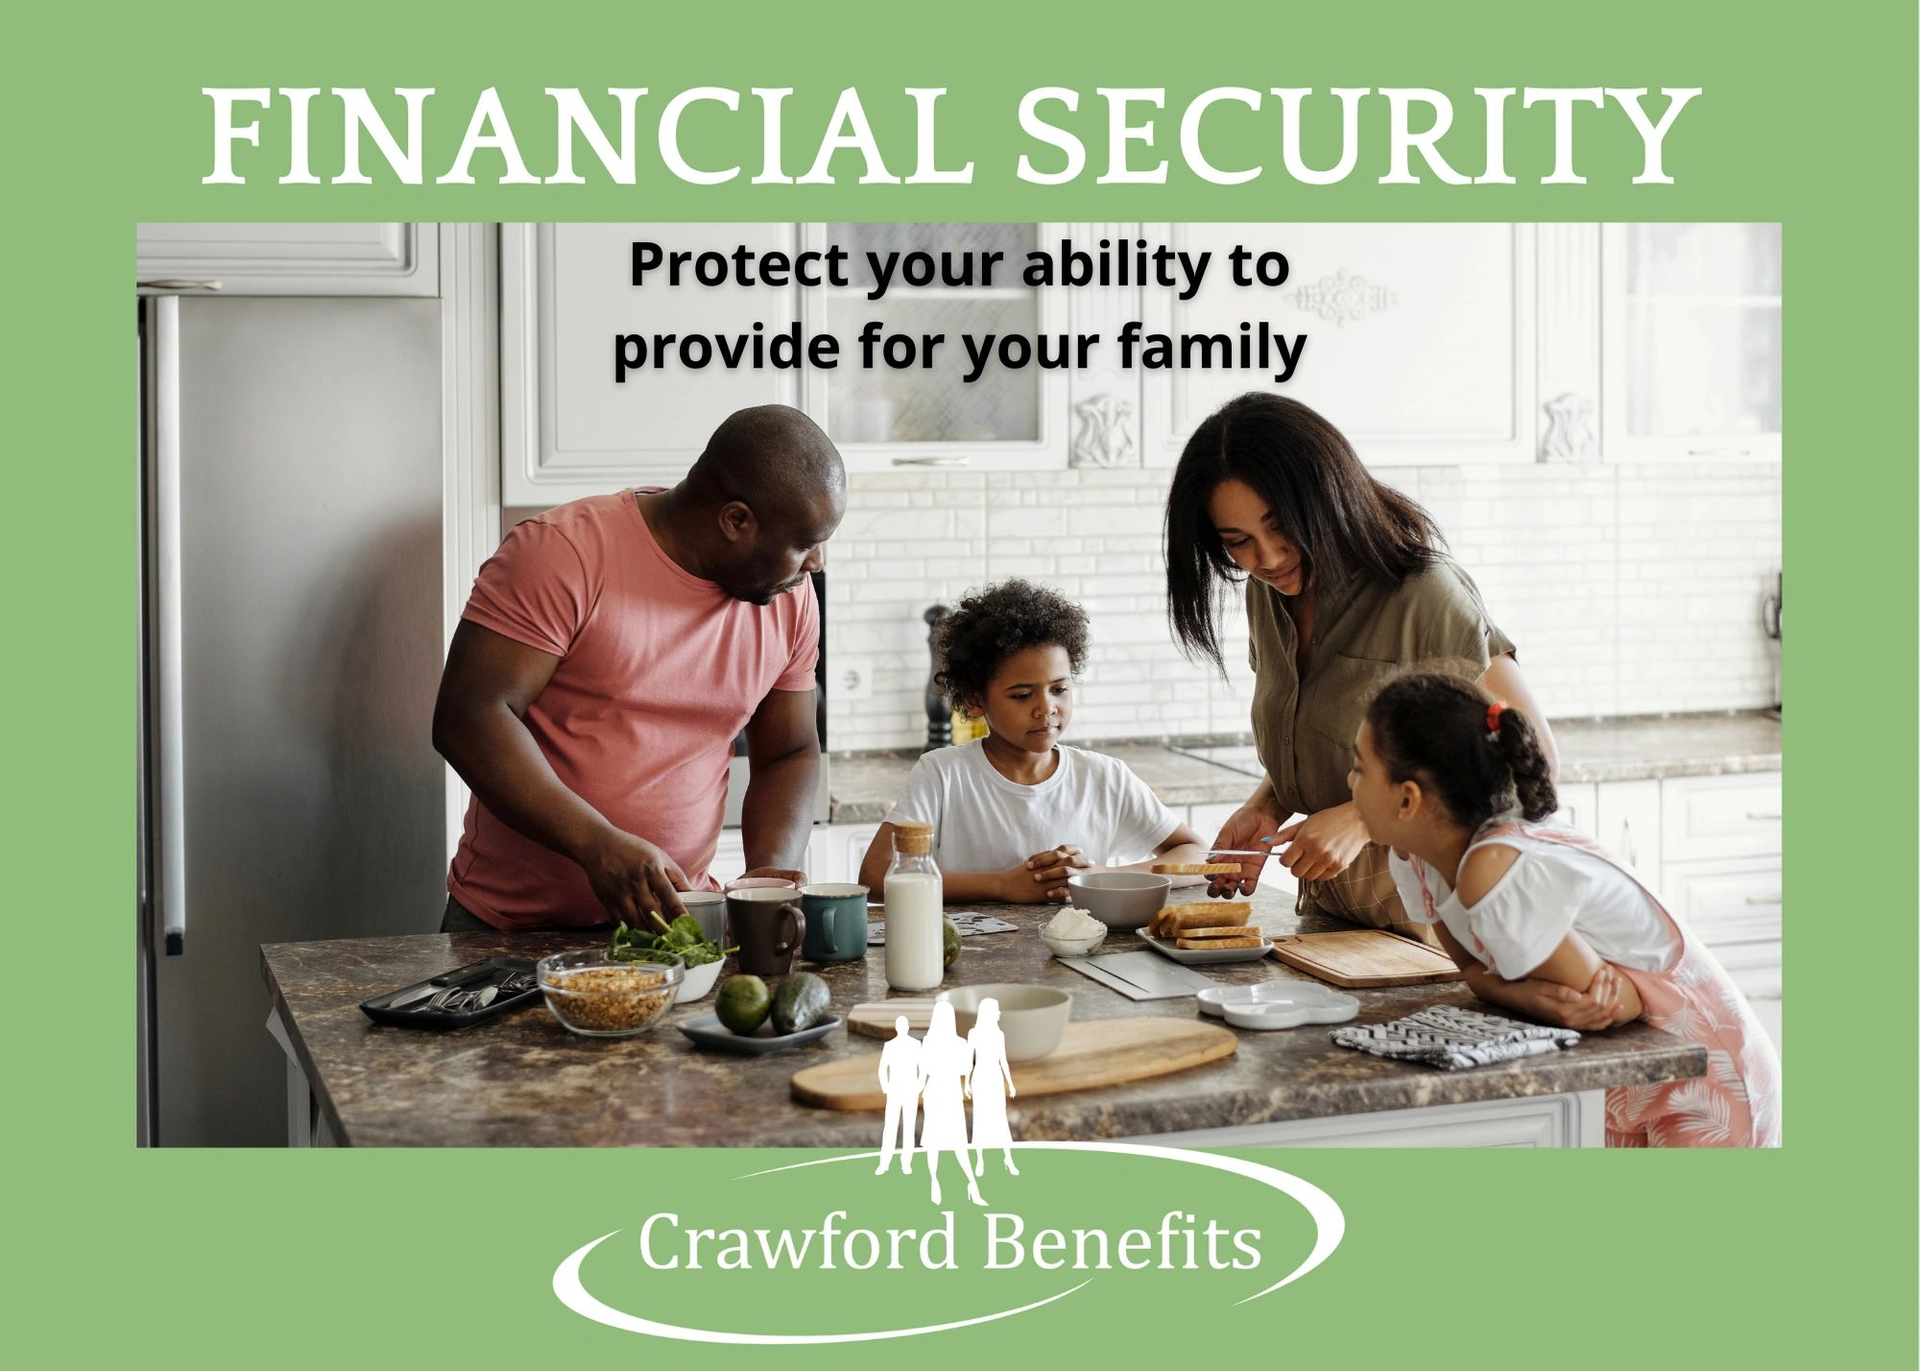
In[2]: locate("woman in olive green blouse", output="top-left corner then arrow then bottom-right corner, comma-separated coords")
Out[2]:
1164,393 -> 1558,940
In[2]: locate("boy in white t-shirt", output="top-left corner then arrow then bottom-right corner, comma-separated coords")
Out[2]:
857,581 -> 1210,903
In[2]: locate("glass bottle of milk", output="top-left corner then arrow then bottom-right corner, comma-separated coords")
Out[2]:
883,822 -> 944,991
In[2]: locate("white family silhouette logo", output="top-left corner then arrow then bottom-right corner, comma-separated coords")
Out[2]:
875,999 -> 1019,1206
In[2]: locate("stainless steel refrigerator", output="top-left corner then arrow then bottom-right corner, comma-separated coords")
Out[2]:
138,294 -> 449,1146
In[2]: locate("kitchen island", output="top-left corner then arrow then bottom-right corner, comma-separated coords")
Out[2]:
262,890 -> 1705,1149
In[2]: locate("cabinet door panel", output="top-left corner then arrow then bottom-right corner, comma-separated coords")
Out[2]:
1664,858 -> 1781,948
1552,782 -> 1599,839
1595,779 -> 1663,882
138,223 -> 438,296
503,223 -> 803,504
839,824 -> 883,889
1141,224 -> 1535,466
1661,773 -> 1782,862
709,832 -> 748,889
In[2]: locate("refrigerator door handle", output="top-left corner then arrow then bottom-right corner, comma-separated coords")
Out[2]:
150,295 -> 187,956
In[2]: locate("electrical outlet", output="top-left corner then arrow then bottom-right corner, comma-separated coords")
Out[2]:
837,658 -> 875,700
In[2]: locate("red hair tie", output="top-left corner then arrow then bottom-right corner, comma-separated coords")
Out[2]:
1486,701 -> 1508,738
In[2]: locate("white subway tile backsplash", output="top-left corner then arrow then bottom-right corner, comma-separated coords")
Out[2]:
824,461 -> 1779,752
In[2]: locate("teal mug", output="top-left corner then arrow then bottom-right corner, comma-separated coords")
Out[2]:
800,883 -> 870,963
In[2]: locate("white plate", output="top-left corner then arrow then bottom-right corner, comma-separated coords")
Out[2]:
1140,932 -> 1273,965
1198,982 -> 1360,1026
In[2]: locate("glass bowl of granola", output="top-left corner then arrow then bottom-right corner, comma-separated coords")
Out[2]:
537,950 -> 684,1038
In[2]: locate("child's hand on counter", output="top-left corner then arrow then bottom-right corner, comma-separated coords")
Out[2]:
999,845 -> 1094,902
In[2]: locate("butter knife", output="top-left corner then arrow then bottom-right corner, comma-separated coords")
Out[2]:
387,982 -> 442,1009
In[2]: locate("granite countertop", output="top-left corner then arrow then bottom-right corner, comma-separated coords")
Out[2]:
827,712 -> 1782,823
261,893 -> 1704,1148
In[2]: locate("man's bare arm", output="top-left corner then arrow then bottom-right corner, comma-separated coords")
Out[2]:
740,687 -> 821,875
431,619 -> 690,921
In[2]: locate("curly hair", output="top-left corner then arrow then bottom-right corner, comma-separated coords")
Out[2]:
1365,667 -> 1557,828
934,580 -> 1090,709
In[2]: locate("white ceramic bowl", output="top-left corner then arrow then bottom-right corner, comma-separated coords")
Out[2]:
1042,927 -> 1108,959
1066,872 -> 1172,930
937,983 -> 1073,1061
673,957 -> 724,1005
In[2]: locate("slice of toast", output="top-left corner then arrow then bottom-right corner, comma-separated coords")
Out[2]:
1151,901 -> 1253,936
1150,862 -> 1243,875
1165,925 -> 1261,940
1176,935 -> 1265,950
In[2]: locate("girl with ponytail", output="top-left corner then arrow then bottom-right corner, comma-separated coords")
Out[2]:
1347,668 -> 1780,1147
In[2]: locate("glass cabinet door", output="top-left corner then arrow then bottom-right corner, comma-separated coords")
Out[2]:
801,223 -> 1070,469
1603,223 -> 1781,460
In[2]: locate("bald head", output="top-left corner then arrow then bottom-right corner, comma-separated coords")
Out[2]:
688,404 -> 844,512
678,405 -> 845,604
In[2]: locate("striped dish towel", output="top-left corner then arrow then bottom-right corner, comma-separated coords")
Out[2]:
1332,1004 -> 1581,1070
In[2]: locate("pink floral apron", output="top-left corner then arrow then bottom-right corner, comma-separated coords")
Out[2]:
1411,821 -> 1781,1147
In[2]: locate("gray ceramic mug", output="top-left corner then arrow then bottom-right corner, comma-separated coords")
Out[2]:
728,887 -> 805,977
676,890 -> 727,947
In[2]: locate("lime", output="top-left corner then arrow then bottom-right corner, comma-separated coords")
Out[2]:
716,974 -> 771,1035
942,917 -> 962,970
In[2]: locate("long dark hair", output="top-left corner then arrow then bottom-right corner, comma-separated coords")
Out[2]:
1164,393 -> 1442,671
1366,670 -> 1557,828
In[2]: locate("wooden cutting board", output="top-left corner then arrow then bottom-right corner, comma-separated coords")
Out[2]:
847,1000 -> 939,1039
792,1019 -> 1236,1112
1269,929 -> 1464,987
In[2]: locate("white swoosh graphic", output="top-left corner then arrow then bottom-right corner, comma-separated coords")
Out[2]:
553,1141 -> 1342,1341
553,1231 -> 1090,1344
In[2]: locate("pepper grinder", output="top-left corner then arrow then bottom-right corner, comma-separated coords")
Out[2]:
923,604 -> 951,753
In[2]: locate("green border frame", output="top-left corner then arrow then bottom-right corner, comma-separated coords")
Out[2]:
7,2 -> 1913,1364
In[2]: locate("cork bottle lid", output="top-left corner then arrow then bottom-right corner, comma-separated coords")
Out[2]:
893,822 -> 933,856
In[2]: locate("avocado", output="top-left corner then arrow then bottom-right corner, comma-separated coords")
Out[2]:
943,917 -> 962,970
771,971 -> 831,1034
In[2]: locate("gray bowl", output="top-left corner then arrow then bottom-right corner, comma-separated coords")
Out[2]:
1066,872 -> 1172,930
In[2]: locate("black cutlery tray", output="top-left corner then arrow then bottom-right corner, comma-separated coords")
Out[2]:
360,957 -> 542,1030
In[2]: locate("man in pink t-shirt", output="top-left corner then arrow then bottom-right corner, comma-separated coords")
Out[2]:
432,405 -> 844,930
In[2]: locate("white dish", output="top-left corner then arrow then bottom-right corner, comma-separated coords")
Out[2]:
1198,982 -> 1360,1029
1141,932 -> 1273,965
672,958 -> 724,1004
1224,999 -> 1359,1030
1043,929 -> 1108,959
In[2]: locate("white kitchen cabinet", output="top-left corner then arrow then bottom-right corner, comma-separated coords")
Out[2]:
1139,223 -> 1537,467
1601,223 -> 1781,462
1552,782 -> 1599,839
799,223 -> 1075,472
1129,1089 -> 1606,1148
805,825 -> 852,887
805,821 -> 882,891
502,222 -> 1085,498
1186,801 -> 1243,847
708,825 -> 851,888
1657,772 -> 1783,1051
500,222 -> 808,505
137,223 -> 438,296
1660,772 -> 1782,863
1595,778 -> 1663,879
708,830 -> 748,889
1555,772 -> 1784,1054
